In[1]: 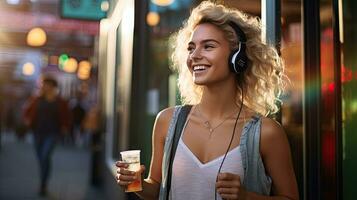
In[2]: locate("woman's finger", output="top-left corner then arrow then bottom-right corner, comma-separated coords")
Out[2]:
216,180 -> 241,188
217,173 -> 240,181
116,179 -> 132,186
219,193 -> 238,200
115,161 -> 129,168
117,167 -> 136,176
117,173 -> 137,182
217,187 -> 239,195
116,174 -> 136,187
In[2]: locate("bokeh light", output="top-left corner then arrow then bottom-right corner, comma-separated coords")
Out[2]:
22,62 -> 35,76
63,58 -> 78,73
151,0 -> 174,6
101,1 -> 110,12
27,27 -> 47,47
146,12 -> 160,26
77,60 -> 91,80
58,54 -> 69,70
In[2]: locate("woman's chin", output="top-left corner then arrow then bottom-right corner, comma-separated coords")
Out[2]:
192,78 -> 206,85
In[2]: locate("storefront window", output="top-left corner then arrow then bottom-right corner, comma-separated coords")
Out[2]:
319,0 -> 339,199
146,0 -> 194,113
341,0 -> 357,199
281,0 -> 304,197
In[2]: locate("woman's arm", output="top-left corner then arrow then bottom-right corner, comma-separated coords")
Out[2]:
116,107 -> 174,200
256,117 -> 299,200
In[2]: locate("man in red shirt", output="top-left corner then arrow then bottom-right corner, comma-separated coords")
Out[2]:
23,75 -> 70,196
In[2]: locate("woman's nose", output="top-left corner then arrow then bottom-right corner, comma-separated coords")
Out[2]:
190,48 -> 203,60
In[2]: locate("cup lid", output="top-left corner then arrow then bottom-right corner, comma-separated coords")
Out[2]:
120,150 -> 140,156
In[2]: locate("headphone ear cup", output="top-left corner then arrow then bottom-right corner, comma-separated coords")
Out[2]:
228,45 -> 248,74
228,49 -> 239,73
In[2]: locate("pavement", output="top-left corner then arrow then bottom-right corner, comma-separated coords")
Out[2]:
0,132 -> 107,200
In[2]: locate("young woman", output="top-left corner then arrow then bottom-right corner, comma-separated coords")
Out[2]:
116,1 -> 298,200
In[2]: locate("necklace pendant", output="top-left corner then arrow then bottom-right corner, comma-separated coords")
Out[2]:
204,121 -> 210,128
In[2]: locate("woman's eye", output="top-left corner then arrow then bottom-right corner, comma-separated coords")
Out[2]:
187,46 -> 194,53
204,45 -> 214,49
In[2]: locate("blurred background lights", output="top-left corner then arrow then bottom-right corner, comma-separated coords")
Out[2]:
78,72 -> 90,80
49,55 -> 59,66
79,60 -> 91,70
58,54 -> 69,70
351,100 -> 357,113
77,60 -> 91,80
27,27 -> 47,47
101,1 -> 110,12
22,62 -> 35,76
151,0 -> 174,6
146,12 -> 160,26
63,58 -> 78,73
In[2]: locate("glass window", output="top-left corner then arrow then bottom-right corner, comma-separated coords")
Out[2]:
146,0 -> 194,112
319,0 -> 339,199
341,0 -> 357,199
100,0 -> 135,165
112,22 -> 122,160
281,0 -> 304,197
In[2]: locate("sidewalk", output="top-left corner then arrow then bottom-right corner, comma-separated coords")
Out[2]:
0,132 -> 106,200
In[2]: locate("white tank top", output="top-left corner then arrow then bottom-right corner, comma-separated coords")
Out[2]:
170,136 -> 245,200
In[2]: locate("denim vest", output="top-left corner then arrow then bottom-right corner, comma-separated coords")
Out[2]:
159,105 -> 272,199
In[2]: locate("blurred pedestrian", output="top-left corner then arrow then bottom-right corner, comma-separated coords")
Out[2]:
68,91 -> 87,146
23,75 -> 70,196
116,1 -> 298,200
83,105 -> 102,186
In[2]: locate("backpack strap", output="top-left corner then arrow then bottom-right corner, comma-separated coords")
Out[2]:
165,104 -> 192,199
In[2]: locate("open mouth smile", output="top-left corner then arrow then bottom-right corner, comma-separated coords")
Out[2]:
193,65 -> 209,72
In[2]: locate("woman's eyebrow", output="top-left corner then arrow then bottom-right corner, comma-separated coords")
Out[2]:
188,39 -> 220,46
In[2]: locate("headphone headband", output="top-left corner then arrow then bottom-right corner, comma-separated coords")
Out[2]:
228,21 -> 247,43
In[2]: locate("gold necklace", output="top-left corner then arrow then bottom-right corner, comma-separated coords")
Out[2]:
196,105 -> 238,136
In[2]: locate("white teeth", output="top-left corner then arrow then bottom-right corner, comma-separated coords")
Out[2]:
193,65 -> 208,71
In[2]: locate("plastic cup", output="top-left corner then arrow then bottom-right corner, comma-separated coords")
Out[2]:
120,150 -> 142,192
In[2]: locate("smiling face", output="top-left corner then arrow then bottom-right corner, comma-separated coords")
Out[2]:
186,23 -> 234,86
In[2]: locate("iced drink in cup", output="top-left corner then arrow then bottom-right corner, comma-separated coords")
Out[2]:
120,150 -> 142,192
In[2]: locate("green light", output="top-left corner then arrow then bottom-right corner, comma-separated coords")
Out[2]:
58,54 -> 69,70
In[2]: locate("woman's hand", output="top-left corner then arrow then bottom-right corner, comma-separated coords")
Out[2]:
216,172 -> 247,200
115,161 -> 145,189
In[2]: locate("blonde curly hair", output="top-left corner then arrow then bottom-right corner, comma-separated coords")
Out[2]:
170,1 -> 285,116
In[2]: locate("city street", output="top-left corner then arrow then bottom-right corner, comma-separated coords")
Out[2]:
0,132 -> 106,200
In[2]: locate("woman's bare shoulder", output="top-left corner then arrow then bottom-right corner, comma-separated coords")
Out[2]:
260,117 -> 289,156
260,117 -> 286,140
156,106 -> 176,124
153,106 -> 176,139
